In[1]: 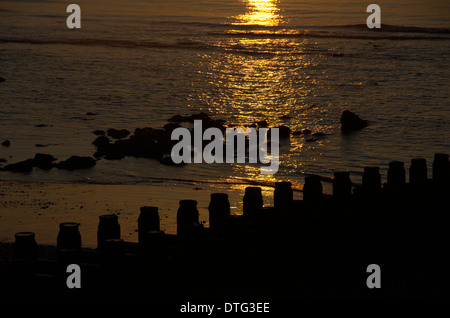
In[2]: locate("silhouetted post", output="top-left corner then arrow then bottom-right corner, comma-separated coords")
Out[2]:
101,239 -> 125,264
57,248 -> 81,287
274,182 -> 293,211
138,206 -> 160,244
57,222 -> 81,251
409,158 -> 427,186
7,233 -> 40,295
433,153 -> 450,186
97,214 -> 121,250
177,200 -> 201,236
13,232 -> 38,260
332,172 -> 352,199
141,230 -> 166,258
387,161 -> 406,186
303,175 -> 322,202
243,187 -> 263,216
208,193 -> 230,230
362,167 -> 381,192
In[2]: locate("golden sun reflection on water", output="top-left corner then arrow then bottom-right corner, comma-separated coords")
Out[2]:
233,0 -> 282,27
193,0 -> 331,185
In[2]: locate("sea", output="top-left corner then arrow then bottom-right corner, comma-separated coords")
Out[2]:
1,0 -> 450,195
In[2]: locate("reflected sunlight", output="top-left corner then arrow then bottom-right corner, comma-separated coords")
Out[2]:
233,0 -> 282,27
193,0 -> 328,184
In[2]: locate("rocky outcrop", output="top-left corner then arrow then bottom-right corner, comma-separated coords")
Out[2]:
257,120 -> 269,128
93,130 -> 105,136
3,159 -> 35,172
277,125 -> 291,138
312,132 -> 330,137
340,110 -> 368,132
33,153 -> 57,170
107,128 -> 130,140
56,156 -> 96,170
2,153 -> 57,172
92,136 -> 110,148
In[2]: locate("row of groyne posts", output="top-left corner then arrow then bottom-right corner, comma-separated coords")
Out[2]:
3,153 -> 450,296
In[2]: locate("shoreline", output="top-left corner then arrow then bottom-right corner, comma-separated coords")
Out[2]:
0,180 -> 280,248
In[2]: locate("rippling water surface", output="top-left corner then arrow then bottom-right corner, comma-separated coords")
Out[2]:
0,0 -> 449,192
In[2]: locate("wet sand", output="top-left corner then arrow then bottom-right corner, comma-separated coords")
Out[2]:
0,180 -> 277,248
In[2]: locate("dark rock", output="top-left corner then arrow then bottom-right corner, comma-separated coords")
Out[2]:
33,153 -> 57,170
257,120 -> 269,128
332,52 -> 344,57
94,143 -> 125,160
277,125 -> 291,138
159,156 -> 186,167
279,115 -> 293,119
215,119 -> 227,125
2,154 -> 58,172
305,138 -> 318,143
340,110 -> 368,132
93,130 -> 105,136
147,129 -> 168,142
93,151 -> 103,159
0,76 -> 5,82
292,131 -> 302,136
93,129 -> 164,160
107,128 -> 130,140
86,112 -> 98,116
312,132 -> 329,137
3,159 -> 35,172
134,127 -> 153,139
163,123 -> 182,132
0,158 -> 6,163
167,115 -> 186,123
302,129 -> 312,134
110,139 -> 132,159
2,140 -> 11,147
57,156 -> 96,170
92,136 -> 110,148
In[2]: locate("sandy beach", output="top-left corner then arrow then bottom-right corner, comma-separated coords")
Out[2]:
0,180 -> 282,248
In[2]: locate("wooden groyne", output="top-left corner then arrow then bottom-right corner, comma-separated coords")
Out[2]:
1,153 -> 450,298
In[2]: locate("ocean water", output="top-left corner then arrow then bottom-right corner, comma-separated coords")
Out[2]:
0,0 -> 449,192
